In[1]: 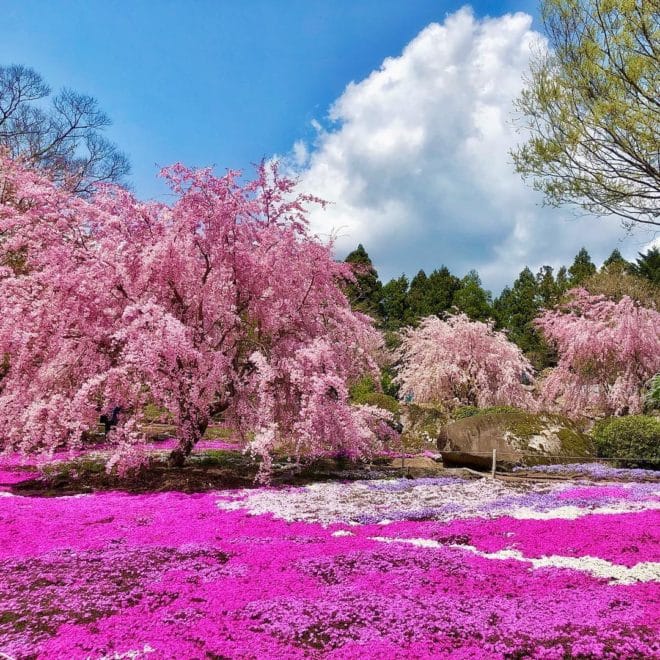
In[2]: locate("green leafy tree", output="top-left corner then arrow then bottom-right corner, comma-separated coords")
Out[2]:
380,275 -> 409,330
602,248 -> 630,272
631,246 -> 660,285
512,0 -> 660,228
568,247 -> 597,286
452,270 -> 493,321
495,267 -> 553,368
343,244 -> 382,319
536,265 -> 560,307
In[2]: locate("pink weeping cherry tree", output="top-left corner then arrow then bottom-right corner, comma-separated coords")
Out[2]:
0,155 -> 394,474
395,314 -> 535,410
535,288 -> 660,417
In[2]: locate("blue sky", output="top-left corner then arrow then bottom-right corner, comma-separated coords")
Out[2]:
1,1 -> 652,290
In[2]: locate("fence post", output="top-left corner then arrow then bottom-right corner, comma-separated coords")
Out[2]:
491,448 -> 497,479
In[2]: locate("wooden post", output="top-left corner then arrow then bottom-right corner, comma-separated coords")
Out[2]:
491,448 -> 497,479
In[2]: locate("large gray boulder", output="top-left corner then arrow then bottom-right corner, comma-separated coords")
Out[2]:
437,411 -> 594,469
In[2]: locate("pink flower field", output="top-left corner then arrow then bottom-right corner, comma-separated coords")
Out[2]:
1,461 -> 659,658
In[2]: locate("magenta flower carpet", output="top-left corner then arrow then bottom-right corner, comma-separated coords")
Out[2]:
1,468 -> 658,658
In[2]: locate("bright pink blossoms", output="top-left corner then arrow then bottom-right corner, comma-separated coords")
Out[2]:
395,314 -> 535,410
0,156 -> 393,470
535,288 -> 660,416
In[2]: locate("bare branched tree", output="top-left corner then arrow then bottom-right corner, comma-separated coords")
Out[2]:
0,64 -> 130,194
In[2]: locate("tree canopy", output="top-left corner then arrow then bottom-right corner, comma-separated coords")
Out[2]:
512,0 -> 660,227
568,247 -> 597,286
0,156 -> 393,475
536,288 -> 660,416
631,246 -> 660,285
451,270 -> 493,321
343,244 -> 383,319
395,314 -> 535,410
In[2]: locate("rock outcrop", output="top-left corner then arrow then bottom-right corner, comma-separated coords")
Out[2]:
437,411 -> 594,469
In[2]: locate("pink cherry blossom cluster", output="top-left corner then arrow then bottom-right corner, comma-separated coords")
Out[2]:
0,156 -> 391,471
535,288 -> 660,416
395,314 -> 535,409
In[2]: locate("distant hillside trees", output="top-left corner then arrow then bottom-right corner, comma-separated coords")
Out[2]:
344,243 -> 659,377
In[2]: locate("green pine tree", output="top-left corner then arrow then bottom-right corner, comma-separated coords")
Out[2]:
602,248 -> 629,272
452,270 -> 493,321
536,265 -> 559,307
380,275 -> 409,330
426,266 -> 461,316
405,270 -> 429,323
632,247 -> 660,286
403,265 -> 460,324
556,266 -> 570,294
568,247 -> 596,286
344,244 -> 382,319
495,267 -> 555,369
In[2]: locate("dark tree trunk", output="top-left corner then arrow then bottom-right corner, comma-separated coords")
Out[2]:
168,416 -> 208,467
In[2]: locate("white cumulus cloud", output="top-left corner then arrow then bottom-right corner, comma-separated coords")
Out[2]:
292,7 -> 649,291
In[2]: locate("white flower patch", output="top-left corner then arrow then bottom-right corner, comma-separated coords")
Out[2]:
216,478 -> 659,526
509,502 -> 660,520
217,478 -> 514,525
98,644 -> 156,659
370,536 -> 660,585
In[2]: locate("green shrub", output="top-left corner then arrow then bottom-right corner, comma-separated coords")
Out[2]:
353,391 -> 401,416
380,366 -> 399,399
453,405 -> 480,419
644,374 -> 660,412
402,403 -> 448,448
349,375 -> 376,402
592,416 -> 660,468
349,375 -> 401,416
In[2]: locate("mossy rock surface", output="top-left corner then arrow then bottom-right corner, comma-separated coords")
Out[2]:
400,403 -> 449,453
437,410 -> 594,469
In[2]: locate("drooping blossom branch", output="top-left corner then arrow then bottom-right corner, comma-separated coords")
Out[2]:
535,288 -> 660,417
0,156 -> 392,471
394,314 -> 534,410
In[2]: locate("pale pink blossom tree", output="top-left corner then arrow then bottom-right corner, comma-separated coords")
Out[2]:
395,314 -> 535,410
535,288 -> 660,417
0,156 -> 393,473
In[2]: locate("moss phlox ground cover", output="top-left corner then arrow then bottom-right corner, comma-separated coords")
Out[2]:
0,468 -> 658,658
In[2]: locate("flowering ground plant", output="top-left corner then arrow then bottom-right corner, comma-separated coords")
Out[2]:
1,448 -> 658,659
